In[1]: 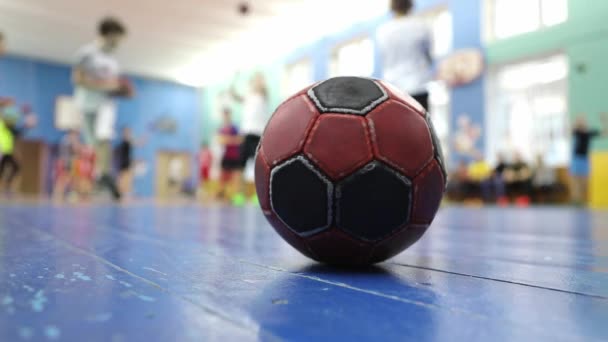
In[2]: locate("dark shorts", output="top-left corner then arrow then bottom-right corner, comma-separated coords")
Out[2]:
221,158 -> 242,171
0,154 -> 19,182
240,134 -> 261,168
412,92 -> 429,112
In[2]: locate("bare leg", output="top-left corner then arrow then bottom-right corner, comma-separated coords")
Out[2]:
53,175 -> 70,202
118,170 -> 128,196
96,140 -> 121,200
217,170 -> 228,200
581,176 -> 589,204
118,168 -> 134,197
571,176 -> 584,204
2,155 -> 20,194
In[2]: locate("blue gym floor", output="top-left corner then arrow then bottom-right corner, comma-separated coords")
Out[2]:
0,203 -> 606,341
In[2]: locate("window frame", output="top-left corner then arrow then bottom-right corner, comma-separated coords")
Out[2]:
328,36 -> 375,78
483,0 -> 568,42
485,53 -> 570,166
281,58 -> 314,99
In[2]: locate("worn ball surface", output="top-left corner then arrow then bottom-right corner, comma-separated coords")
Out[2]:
255,76 -> 446,265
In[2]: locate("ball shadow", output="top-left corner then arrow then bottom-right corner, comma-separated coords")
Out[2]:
251,261 -> 439,341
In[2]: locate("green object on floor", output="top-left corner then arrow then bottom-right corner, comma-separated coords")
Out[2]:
250,194 -> 258,205
232,193 -> 246,206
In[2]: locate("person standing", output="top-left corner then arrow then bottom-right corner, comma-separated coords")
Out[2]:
0,103 -> 37,194
376,0 -> 433,110
570,114 -> 608,204
115,127 -> 145,198
230,73 -> 269,205
72,17 -> 131,201
216,108 -> 243,200
53,129 -> 81,201
0,32 -> 38,195
197,143 -> 213,200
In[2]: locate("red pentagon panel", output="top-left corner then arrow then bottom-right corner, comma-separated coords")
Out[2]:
306,229 -> 371,265
377,80 -> 425,116
264,212 -> 318,260
368,224 -> 429,263
304,114 -> 373,180
254,150 -> 271,210
367,100 -> 434,178
261,95 -> 319,165
410,160 -> 445,225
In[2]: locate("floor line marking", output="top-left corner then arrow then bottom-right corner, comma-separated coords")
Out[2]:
236,258 -> 484,319
390,262 -> 608,300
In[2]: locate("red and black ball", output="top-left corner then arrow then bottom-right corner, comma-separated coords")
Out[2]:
255,76 -> 446,265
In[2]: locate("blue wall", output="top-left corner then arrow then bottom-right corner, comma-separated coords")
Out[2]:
449,0 -> 486,162
0,55 -> 201,197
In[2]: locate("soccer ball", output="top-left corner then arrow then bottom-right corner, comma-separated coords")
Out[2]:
255,76 -> 446,265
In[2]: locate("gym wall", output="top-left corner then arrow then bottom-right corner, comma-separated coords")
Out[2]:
0,55 -> 201,197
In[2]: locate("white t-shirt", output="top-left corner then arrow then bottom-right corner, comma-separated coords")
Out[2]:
240,92 -> 268,136
94,102 -> 117,140
73,42 -> 119,139
376,17 -> 433,95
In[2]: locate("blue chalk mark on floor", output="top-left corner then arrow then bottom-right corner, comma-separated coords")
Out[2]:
0,203 -> 607,341
44,325 -> 61,340
18,326 -> 34,339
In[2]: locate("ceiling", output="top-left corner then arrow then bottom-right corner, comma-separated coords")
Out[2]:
0,0 -> 386,87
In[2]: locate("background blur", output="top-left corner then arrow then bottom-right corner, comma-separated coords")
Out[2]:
0,0 -> 606,207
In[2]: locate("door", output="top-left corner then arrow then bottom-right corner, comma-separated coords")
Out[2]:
15,140 -> 48,195
155,151 -> 192,199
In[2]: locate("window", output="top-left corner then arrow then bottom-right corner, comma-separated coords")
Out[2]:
541,0 -> 568,27
281,59 -> 313,99
486,54 -> 569,166
426,8 -> 453,58
486,0 -> 568,41
329,38 -> 374,78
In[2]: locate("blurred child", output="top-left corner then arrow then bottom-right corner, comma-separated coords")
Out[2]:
532,154 -> 557,203
504,152 -> 533,206
72,17 -> 128,201
230,73 -> 269,205
0,103 -> 37,194
116,127 -> 145,198
75,145 -> 96,197
216,108 -> 243,200
570,114 -> 608,204
198,143 -> 213,198
376,0 -> 433,110
53,129 -> 81,201
446,160 -> 469,201
492,153 -> 509,205
467,156 -> 492,202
